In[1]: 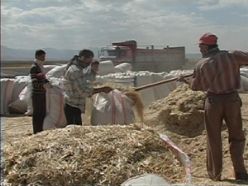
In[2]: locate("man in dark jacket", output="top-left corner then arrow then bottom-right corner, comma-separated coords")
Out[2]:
30,49 -> 50,134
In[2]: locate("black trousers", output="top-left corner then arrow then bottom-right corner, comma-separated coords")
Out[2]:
64,103 -> 82,125
32,93 -> 46,134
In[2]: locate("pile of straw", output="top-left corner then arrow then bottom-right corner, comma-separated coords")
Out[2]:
3,125 -> 184,185
145,84 -> 206,137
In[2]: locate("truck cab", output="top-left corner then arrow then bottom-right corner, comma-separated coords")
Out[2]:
99,46 -> 133,64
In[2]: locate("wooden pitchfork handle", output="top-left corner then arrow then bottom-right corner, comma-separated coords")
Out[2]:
134,73 -> 193,91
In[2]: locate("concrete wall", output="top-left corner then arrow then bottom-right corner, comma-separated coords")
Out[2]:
133,47 -> 185,72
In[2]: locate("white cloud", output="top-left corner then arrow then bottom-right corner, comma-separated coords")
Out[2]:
1,0 -> 248,53
198,0 -> 248,10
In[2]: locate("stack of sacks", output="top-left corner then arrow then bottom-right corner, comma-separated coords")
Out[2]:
7,63 -> 66,115
114,63 -> 132,73
97,71 -> 179,106
151,73 -> 177,101
4,67 -> 66,122
97,71 -> 155,106
98,60 -> 116,75
96,72 -> 135,88
3,68 -> 195,116
134,71 -> 159,106
6,65 -> 62,115
165,70 -> 193,81
16,77 -> 66,129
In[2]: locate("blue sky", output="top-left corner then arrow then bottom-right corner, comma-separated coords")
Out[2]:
1,0 -> 248,53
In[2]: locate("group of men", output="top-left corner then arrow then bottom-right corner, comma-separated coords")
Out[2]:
29,33 -> 248,182
30,49 -> 112,134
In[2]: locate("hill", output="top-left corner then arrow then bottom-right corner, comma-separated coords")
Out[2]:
1,46 -> 99,61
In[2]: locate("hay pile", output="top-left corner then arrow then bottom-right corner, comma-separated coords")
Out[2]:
3,125 -> 184,185
145,84 -> 206,137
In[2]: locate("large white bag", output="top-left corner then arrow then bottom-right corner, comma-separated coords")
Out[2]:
91,89 -> 135,125
46,64 -> 67,78
114,63 -> 132,73
19,84 -> 33,115
98,60 -> 116,75
11,76 -> 30,102
43,86 -> 67,130
8,76 -> 30,114
121,174 -> 171,186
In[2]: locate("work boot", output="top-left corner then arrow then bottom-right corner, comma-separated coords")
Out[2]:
235,172 -> 248,181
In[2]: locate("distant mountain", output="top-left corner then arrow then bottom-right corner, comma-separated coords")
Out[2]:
1,46 -> 100,61
1,45 -> 201,61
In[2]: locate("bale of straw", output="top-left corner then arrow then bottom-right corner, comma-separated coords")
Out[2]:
3,125 -> 184,185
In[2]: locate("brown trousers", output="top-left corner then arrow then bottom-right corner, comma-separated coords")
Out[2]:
205,91 -> 246,180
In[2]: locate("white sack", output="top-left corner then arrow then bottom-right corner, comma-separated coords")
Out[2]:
121,174 -> 171,186
98,60 -> 116,75
8,76 -> 30,114
91,89 -> 135,125
43,65 -> 57,73
114,63 -> 132,73
151,74 -> 177,101
43,86 -> 67,130
11,76 -> 30,102
46,64 -> 67,78
8,99 -> 27,114
0,79 -> 15,115
19,85 -> 33,115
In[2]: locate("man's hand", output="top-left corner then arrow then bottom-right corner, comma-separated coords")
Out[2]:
93,86 -> 113,94
101,86 -> 113,93
177,75 -> 189,84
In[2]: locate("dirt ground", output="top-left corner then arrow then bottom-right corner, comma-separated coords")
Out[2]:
2,93 -> 248,186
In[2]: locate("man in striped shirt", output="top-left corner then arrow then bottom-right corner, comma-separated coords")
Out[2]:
181,33 -> 248,181
30,49 -> 50,134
